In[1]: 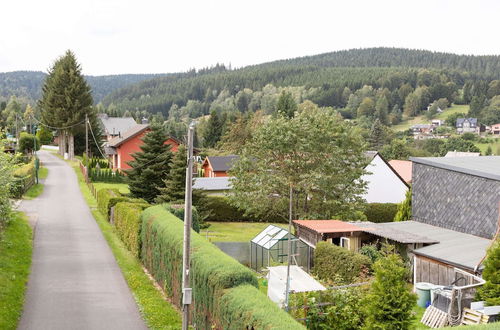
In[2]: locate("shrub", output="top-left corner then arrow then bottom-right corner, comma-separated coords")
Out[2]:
107,196 -> 145,221
313,242 -> 371,284
97,188 -> 120,220
18,133 -> 40,154
114,202 -> 150,258
166,204 -> 201,233
10,160 -> 35,198
359,244 -> 382,264
394,189 -> 412,222
364,203 -> 398,223
140,205 -> 302,329
476,239 -> 500,306
36,125 -> 53,145
203,195 -> 282,222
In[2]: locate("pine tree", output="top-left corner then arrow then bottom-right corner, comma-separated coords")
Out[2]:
363,248 -> 416,330
38,50 -> 94,159
204,110 -> 223,148
369,119 -> 386,149
125,124 -> 172,203
276,91 -> 298,118
394,189 -> 412,221
156,144 -> 187,203
476,240 -> 500,306
486,145 -> 493,156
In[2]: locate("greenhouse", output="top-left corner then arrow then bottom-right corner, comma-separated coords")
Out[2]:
250,225 -> 312,272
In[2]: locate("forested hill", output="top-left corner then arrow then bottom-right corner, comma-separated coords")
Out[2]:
101,48 -> 500,115
0,71 -> 164,104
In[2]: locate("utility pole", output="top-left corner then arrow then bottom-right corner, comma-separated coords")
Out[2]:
15,114 -> 18,152
284,183 -> 293,311
181,122 -> 195,330
85,114 -> 89,159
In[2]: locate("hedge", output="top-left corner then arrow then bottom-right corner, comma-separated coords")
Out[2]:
364,203 -> 398,223
167,204 -> 201,233
203,195 -> 283,223
10,160 -> 35,198
97,188 -> 120,220
140,205 -> 302,329
313,241 -> 371,284
218,285 -> 303,329
114,202 -> 150,258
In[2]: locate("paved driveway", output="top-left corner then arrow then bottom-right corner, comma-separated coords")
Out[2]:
18,151 -> 147,330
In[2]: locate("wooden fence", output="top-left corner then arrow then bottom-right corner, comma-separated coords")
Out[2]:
79,161 -> 97,199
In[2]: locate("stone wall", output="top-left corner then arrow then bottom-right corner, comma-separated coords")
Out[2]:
413,162 -> 500,239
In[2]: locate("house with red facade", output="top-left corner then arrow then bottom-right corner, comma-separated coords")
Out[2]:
105,124 -> 180,171
201,155 -> 239,177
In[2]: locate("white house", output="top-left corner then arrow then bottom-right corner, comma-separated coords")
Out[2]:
360,151 -> 409,203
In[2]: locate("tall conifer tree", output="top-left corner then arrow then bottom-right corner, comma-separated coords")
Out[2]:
38,50 -> 94,159
126,124 -> 172,203
156,144 -> 187,203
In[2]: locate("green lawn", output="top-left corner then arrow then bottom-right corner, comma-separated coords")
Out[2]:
93,182 -> 130,195
0,212 -> 33,330
392,104 -> 470,132
475,138 -> 500,155
200,221 -> 287,242
70,161 -> 181,329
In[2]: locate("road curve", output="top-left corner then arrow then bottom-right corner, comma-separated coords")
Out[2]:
18,151 -> 147,330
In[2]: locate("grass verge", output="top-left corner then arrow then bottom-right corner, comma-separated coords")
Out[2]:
93,182 -> 130,195
201,221 -> 287,242
23,166 -> 49,200
0,212 -> 33,330
69,160 -> 181,329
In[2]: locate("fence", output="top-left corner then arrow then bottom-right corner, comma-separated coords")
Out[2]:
79,161 -> 97,199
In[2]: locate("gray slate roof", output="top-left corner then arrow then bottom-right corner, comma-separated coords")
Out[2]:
192,177 -> 232,191
108,124 -> 149,147
456,118 -> 477,128
99,115 -> 137,137
354,222 -> 439,244
377,221 -> 491,271
207,155 -> 239,172
410,156 -> 500,181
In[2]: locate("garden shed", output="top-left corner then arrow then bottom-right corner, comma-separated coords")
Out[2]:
250,225 -> 311,272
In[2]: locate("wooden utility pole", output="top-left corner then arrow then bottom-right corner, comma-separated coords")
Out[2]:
181,123 -> 195,330
284,183 -> 293,311
85,114 -> 89,159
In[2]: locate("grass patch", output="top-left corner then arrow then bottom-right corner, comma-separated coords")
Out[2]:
38,167 -> 48,180
200,222 -> 287,242
93,182 -> 130,195
475,138 -> 500,155
23,184 -> 44,200
0,212 -> 33,330
392,104 -> 470,132
412,305 -> 429,329
69,161 -> 181,329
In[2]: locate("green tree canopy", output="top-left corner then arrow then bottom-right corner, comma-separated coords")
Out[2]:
276,91 -> 298,119
126,124 -> 172,203
156,144 -> 187,203
229,105 -> 368,221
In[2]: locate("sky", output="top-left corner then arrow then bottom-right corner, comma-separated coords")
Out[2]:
1,0 -> 500,76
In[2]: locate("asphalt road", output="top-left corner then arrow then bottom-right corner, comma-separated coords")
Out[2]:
18,151 -> 147,330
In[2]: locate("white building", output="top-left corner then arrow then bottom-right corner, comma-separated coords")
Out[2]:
360,151 -> 410,203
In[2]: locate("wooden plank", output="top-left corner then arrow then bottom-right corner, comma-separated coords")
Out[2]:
430,262 -> 439,284
438,265 -> 448,286
421,259 -> 430,282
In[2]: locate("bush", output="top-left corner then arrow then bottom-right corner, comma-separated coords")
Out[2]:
18,133 -> 40,154
203,195 -> 282,222
36,126 -> 53,145
107,196 -> 145,221
364,203 -> 398,223
476,239 -> 500,306
10,160 -> 35,198
359,244 -> 382,264
114,202 -> 150,258
89,168 -> 125,183
313,242 -> 371,284
97,188 -> 120,220
140,205 -> 302,329
394,189 -> 412,222
165,204 -> 201,233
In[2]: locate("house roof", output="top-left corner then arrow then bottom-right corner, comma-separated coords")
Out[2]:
205,155 -> 239,172
364,151 -> 410,188
372,221 -> 492,271
388,160 -> 412,183
444,151 -> 481,157
108,124 -> 150,148
411,124 -> 432,129
410,156 -> 500,181
354,222 -> 439,244
192,177 -> 232,191
364,150 -> 378,161
293,220 -> 365,234
99,115 -> 137,137
456,118 -> 477,127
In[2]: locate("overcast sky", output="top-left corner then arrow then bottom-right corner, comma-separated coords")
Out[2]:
1,0 -> 499,76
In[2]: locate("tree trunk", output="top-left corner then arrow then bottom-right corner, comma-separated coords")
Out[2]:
61,130 -> 67,157
58,130 -> 64,155
69,133 -> 75,160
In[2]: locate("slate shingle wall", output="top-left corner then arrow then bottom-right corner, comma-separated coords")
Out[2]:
413,163 -> 500,239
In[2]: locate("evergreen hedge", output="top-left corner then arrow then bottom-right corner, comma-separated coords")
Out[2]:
313,242 -> 372,284
203,195 -> 282,223
97,188 -> 120,220
114,202 -> 150,258
140,205 -> 302,329
364,203 -> 398,223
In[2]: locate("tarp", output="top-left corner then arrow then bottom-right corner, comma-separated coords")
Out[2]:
267,265 -> 326,306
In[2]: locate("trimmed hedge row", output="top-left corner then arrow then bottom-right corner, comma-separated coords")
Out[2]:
203,195 -> 283,223
140,205 -> 303,329
167,204 -> 201,233
313,241 -> 372,284
10,160 -> 35,198
114,202 -> 150,258
97,188 -> 120,220
363,203 -> 399,223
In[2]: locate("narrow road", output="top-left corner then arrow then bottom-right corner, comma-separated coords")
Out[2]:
18,151 -> 147,330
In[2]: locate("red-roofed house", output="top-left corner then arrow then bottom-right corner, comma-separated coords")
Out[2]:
201,155 -> 239,177
105,124 -> 181,171
388,160 -> 413,184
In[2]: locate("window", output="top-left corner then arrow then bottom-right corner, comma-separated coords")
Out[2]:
340,237 -> 350,250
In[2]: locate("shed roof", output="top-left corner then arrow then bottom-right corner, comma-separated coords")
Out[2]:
354,222 -> 439,244
373,221 -> 491,271
99,115 -> 137,136
192,177 -> 232,191
388,160 -> 412,183
108,124 -> 149,147
293,220 -> 365,234
444,151 -> 480,157
205,155 -> 239,171
410,156 -> 500,181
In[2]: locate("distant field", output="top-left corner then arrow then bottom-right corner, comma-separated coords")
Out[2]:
475,138 -> 500,155
201,222 -> 287,242
393,104 -> 469,132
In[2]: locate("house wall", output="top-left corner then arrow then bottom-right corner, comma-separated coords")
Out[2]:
360,155 -> 408,203
415,255 -> 474,286
117,131 -> 149,170
202,164 -> 228,177
413,163 -> 500,239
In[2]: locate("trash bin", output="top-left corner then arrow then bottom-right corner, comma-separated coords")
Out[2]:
415,282 -> 433,308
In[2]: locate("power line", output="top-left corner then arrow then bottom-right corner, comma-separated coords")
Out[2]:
31,116 -> 86,130
86,117 -> 109,161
